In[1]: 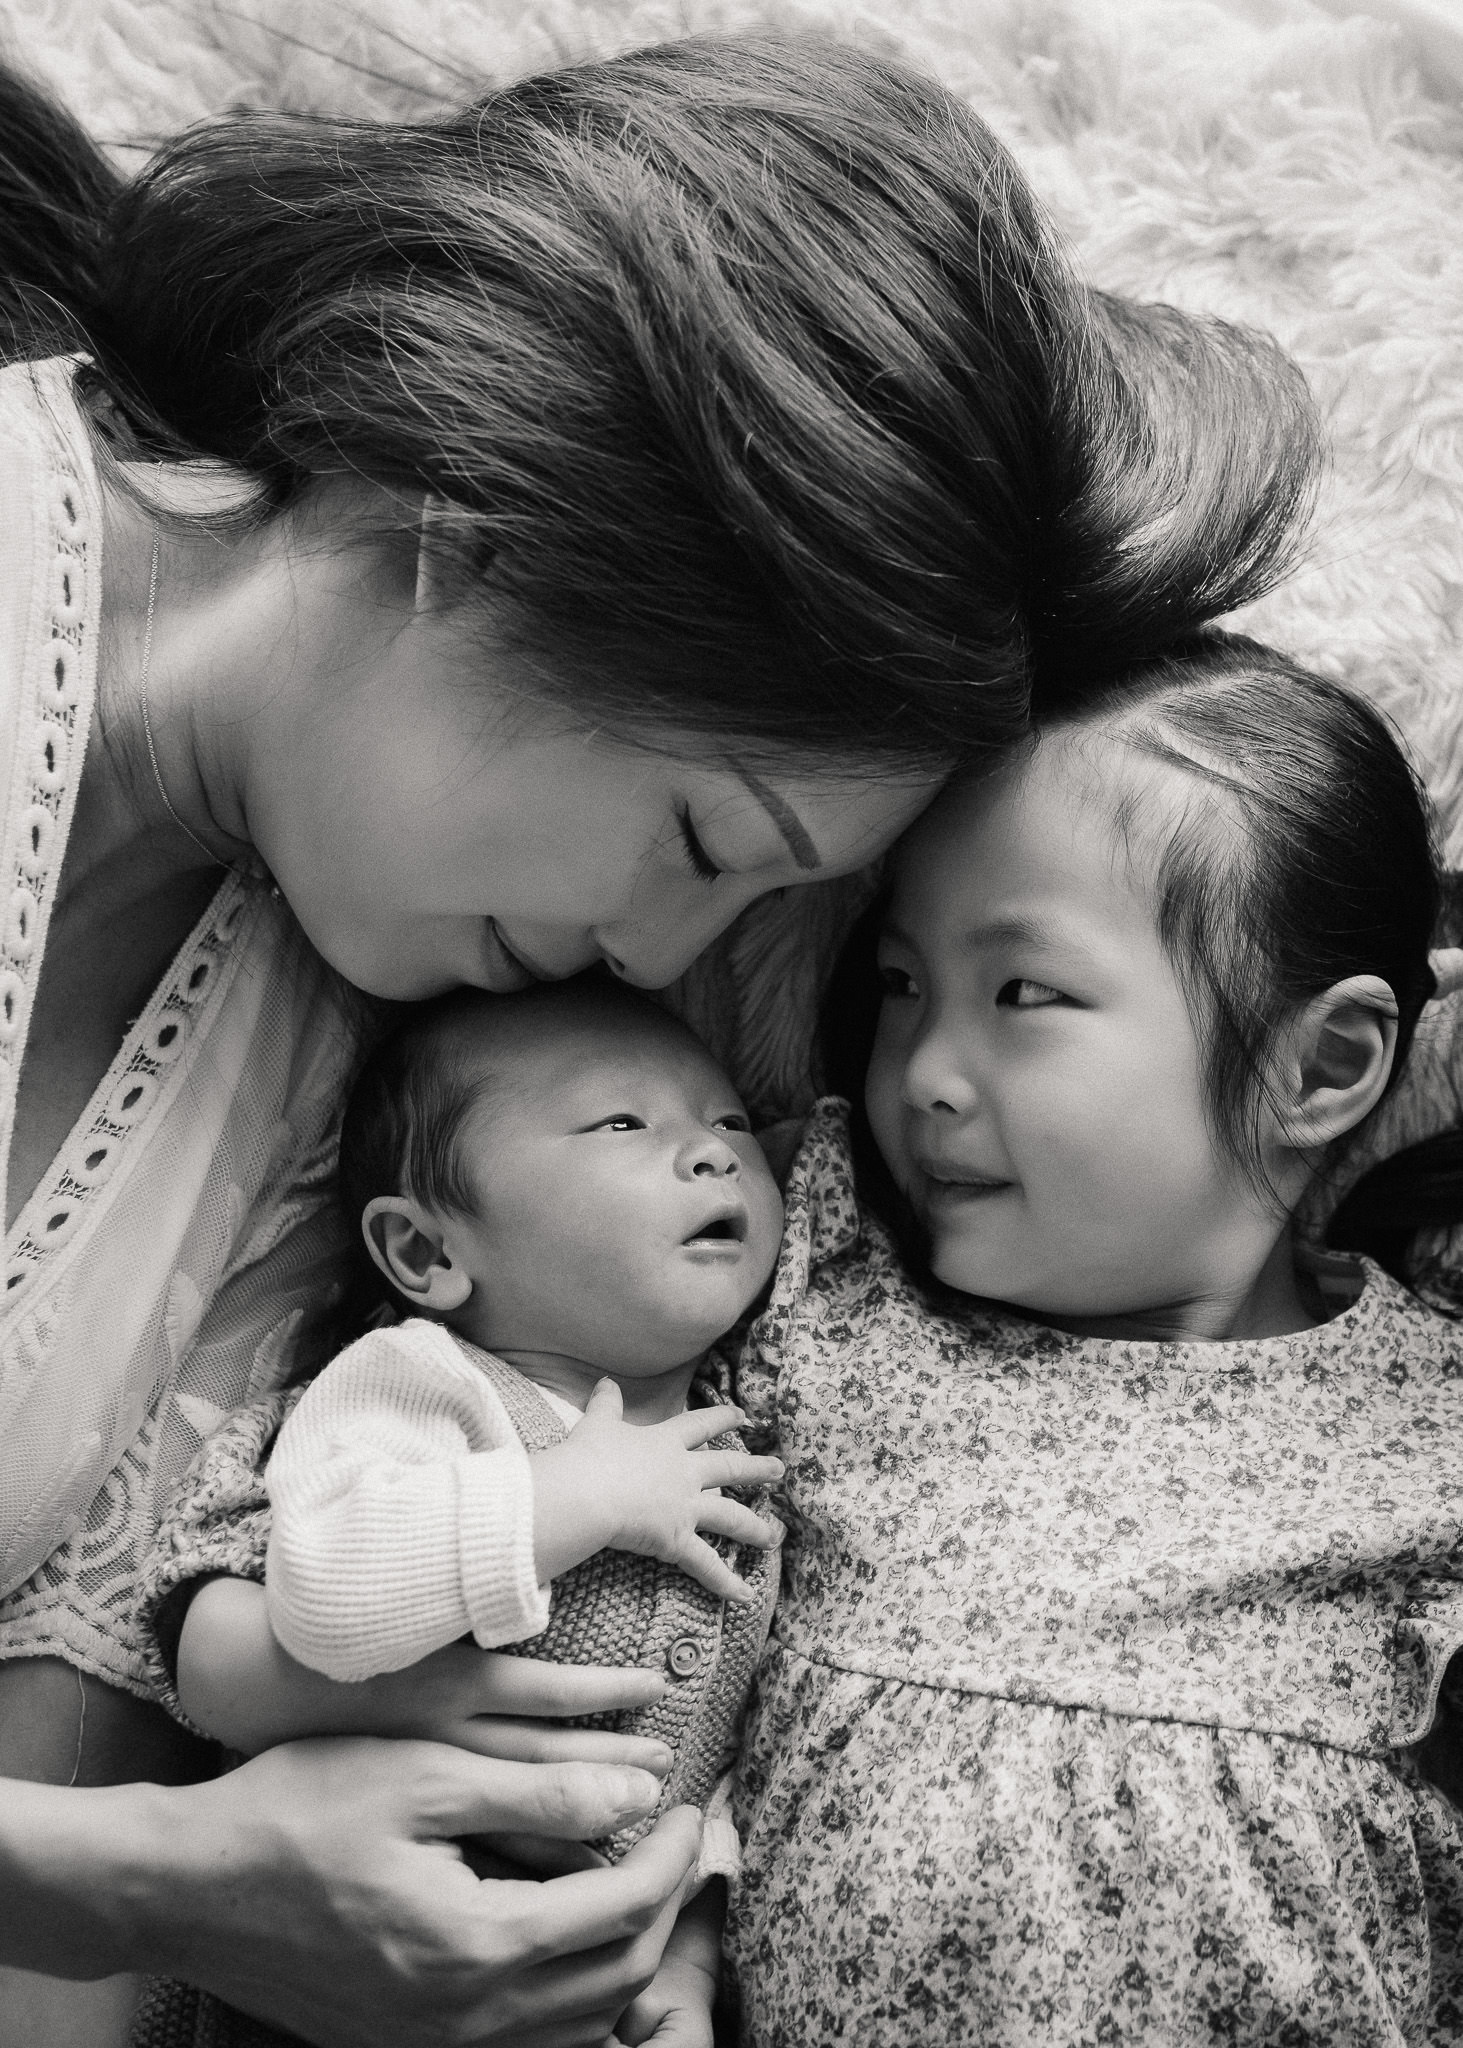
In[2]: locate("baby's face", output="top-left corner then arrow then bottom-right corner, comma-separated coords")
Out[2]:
446,1024 -> 783,1373
866,736 -> 1267,1324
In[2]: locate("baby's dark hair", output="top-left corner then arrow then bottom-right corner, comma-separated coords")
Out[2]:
336,976 -> 705,1326
1041,633 -> 1440,1191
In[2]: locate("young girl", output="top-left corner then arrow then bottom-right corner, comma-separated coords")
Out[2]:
726,632 -> 1463,2045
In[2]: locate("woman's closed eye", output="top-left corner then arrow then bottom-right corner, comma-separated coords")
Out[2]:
676,805 -> 723,885
995,977 -> 1067,1010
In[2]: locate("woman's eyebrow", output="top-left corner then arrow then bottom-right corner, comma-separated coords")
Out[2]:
738,770 -> 822,870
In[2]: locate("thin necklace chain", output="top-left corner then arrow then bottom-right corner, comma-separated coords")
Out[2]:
137,527 -> 223,866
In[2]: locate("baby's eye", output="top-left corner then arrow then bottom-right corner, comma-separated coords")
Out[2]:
995,978 -> 1066,1010
589,1114 -> 646,1132
877,964 -> 919,1000
713,1113 -> 751,1133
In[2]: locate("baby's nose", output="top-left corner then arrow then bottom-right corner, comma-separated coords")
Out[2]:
683,1132 -> 740,1177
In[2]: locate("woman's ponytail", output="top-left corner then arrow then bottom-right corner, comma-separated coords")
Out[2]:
0,64 -> 121,361
1029,296 -> 1321,709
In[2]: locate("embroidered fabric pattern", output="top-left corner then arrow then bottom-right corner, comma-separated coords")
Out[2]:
4,883 -> 253,1304
0,407 -> 93,1242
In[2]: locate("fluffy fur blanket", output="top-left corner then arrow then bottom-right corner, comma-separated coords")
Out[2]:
3,0 -> 1460,1112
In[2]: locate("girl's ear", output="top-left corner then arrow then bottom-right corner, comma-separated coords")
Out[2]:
1275,974 -> 1399,1152
361,1195 -> 473,1313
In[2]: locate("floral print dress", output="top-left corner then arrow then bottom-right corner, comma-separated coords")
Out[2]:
725,1101 -> 1463,2047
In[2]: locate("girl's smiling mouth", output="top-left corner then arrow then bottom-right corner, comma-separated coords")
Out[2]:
920,1167 -> 1012,1205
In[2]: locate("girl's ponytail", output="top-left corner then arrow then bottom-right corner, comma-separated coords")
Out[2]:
0,64 -> 121,361
1327,1131 -> 1463,1286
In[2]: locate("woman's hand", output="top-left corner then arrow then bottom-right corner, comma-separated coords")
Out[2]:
179,1576 -> 676,1773
3,1739 -> 701,2047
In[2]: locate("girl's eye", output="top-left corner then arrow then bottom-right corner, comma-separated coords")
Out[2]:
877,964 -> 918,1000
677,806 -> 723,885
996,978 -> 1066,1010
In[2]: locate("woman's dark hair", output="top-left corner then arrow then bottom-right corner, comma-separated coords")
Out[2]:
2,38 -> 1316,770
826,632 -> 1452,1277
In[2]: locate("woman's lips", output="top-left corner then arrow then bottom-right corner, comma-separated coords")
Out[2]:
480,918 -> 547,992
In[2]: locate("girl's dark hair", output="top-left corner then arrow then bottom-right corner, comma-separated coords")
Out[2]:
826,633 -> 1451,1278
2,38 -> 1316,769
1044,635 -> 1439,1197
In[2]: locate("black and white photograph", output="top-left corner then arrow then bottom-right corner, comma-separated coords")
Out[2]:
0,0 -> 1460,2042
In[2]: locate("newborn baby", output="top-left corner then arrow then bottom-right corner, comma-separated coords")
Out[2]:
143,977 -> 786,2048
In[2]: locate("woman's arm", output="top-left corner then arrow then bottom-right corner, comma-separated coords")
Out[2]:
0,1741 -> 700,2046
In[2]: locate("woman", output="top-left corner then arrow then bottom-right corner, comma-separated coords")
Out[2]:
0,31 -> 1315,2046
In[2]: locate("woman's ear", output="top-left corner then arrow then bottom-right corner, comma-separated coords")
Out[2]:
1275,974 -> 1399,1152
361,1195 -> 473,1313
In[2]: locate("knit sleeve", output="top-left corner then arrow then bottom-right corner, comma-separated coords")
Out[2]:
264,1321 -> 550,1681
134,1388 -> 302,1732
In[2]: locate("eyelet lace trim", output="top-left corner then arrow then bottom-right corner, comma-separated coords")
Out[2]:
0,369 -> 254,1311
0,391 -> 95,1245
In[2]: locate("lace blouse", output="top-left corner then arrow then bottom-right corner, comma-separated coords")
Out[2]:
0,359 -> 359,1698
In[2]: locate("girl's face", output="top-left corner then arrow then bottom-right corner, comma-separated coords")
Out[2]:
243,596 -> 935,1000
865,739 -> 1273,1325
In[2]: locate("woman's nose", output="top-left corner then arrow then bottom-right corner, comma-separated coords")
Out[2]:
593,887 -> 750,990
902,1024 -> 980,1117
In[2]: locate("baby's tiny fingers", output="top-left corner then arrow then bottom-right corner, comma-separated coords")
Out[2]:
694,1450 -> 783,1492
695,1496 -> 784,1549
671,1405 -> 745,1449
674,1535 -> 758,1606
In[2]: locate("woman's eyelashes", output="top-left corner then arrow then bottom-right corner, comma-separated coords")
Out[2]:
676,805 -> 724,885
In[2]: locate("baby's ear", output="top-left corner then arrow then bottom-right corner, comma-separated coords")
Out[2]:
361,1196 -> 473,1313
1276,974 -> 1399,1152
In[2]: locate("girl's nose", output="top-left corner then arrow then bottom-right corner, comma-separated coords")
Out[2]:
902,1025 -> 980,1117
678,1130 -> 741,1180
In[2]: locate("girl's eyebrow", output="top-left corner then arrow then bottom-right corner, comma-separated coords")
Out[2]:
738,770 -> 822,871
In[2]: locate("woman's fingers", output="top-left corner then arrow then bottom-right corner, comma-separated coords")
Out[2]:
391,1742 -> 667,1843
509,1807 -> 701,1966
454,1716 -> 673,1774
464,1654 -> 666,1721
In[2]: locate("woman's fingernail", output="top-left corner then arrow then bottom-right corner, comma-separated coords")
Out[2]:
611,1769 -> 662,1819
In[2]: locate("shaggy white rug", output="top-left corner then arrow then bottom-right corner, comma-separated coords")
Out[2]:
2,0 -> 1460,1109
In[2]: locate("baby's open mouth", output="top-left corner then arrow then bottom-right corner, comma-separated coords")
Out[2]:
683,1212 -> 748,1246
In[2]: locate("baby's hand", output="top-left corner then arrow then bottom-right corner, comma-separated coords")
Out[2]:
530,1379 -> 782,1604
